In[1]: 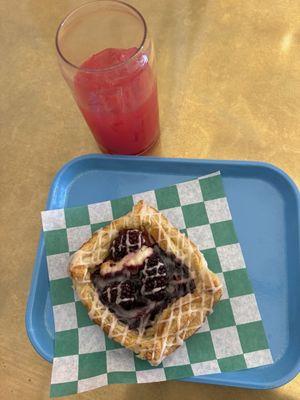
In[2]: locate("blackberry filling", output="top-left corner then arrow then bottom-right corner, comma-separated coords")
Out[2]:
91,229 -> 195,330
110,229 -> 152,261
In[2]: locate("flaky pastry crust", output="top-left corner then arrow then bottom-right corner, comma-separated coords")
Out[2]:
69,201 -> 222,366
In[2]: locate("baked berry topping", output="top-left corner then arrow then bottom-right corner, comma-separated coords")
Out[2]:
141,252 -> 168,301
101,280 -> 138,310
91,230 -> 195,329
101,282 -> 118,304
110,229 -> 150,261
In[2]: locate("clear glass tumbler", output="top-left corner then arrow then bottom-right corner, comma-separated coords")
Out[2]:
56,0 -> 159,155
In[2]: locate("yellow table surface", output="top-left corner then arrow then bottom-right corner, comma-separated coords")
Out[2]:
1,0 -> 299,399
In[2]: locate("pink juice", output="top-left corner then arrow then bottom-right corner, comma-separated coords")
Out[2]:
74,48 -> 159,154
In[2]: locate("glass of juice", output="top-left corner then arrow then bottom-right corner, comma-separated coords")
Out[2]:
56,0 -> 159,155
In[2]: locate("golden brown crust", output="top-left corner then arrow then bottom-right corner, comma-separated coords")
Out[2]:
69,201 -> 222,366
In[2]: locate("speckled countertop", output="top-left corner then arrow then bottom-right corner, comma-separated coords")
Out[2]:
0,0 -> 299,399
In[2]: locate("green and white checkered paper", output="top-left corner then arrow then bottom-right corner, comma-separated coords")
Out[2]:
41,171 -> 273,397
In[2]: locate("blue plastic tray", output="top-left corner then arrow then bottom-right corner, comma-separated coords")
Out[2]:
26,155 -> 300,389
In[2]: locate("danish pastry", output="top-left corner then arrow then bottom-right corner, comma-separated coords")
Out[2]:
69,201 -> 222,366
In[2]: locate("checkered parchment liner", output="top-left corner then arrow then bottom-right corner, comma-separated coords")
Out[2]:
41,171 -> 273,397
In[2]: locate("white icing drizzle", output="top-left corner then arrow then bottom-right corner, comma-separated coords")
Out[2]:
136,311 -> 151,347
101,308 -> 109,330
116,296 -> 135,305
106,286 -> 112,303
155,305 -> 174,363
174,296 -> 184,347
120,325 -> 129,345
115,284 -> 122,305
125,229 -> 142,250
152,286 -> 167,293
108,317 -> 118,338
100,246 -> 153,276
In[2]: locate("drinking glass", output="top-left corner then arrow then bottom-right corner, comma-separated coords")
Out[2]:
56,0 -> 160,155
